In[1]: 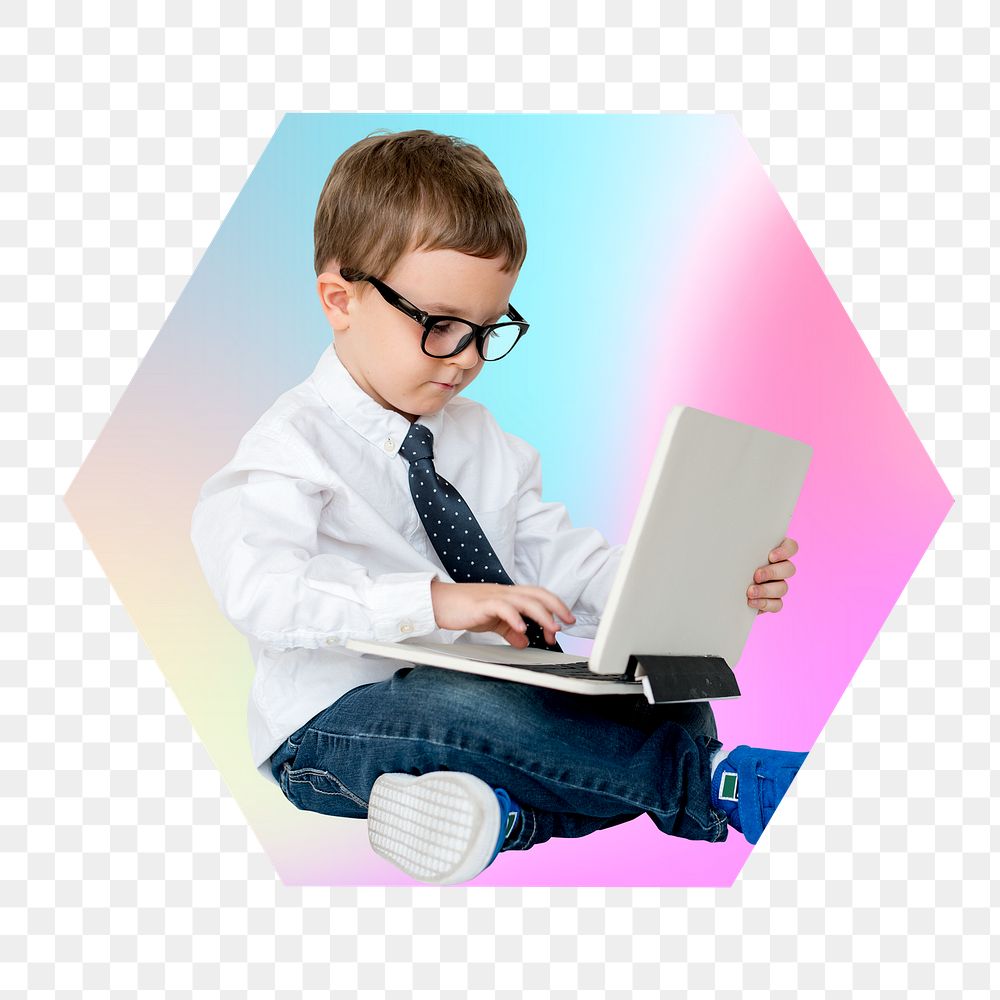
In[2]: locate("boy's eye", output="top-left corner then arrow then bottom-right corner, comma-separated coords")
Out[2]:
430,321 -> 470,335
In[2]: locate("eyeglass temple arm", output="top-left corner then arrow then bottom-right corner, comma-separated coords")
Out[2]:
343,267 -> 525,329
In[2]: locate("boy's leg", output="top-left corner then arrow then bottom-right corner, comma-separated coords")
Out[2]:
270,664 -> 728,847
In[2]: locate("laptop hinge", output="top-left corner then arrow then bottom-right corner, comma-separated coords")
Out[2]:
624,654 -> 740,703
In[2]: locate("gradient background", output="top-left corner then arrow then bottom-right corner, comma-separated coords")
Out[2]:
64,112 -> 953,886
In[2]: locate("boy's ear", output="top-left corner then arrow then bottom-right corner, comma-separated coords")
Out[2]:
317,269 -> 352,331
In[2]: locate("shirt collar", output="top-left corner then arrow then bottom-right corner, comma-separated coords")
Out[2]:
310,341 -> 446,456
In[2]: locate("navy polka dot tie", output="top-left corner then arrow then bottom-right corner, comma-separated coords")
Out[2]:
399,421 -> 562,651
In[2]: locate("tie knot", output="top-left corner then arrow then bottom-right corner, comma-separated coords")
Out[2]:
399,422 -> 434,464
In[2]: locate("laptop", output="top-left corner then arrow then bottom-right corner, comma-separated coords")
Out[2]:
346,405 -> 813,704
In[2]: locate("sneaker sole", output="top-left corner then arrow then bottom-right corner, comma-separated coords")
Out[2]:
367,771 -> 502,885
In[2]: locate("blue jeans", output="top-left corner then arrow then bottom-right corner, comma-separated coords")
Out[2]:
269,664 -> 729,849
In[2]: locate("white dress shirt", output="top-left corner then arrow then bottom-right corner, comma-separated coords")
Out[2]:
190,342 -> 624,787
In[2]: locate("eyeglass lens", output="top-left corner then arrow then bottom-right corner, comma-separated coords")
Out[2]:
424,320 -> 521,360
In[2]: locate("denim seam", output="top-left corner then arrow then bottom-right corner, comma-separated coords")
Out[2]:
283,764 -> 370,810
707,808 -> 726,841
521,804 -> 537,850
312,729 -> 722,836
504,801 -> 535,851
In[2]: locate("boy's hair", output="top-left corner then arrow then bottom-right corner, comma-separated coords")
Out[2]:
313,128 -> 527,291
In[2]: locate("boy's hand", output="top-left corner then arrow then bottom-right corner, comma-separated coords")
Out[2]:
747,537 -> 798,615
430,579 -> 575,648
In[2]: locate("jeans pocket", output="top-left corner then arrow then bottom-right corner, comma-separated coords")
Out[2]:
279,764 -> 370,819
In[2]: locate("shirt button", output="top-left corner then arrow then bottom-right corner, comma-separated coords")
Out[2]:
398,619 -> 414,634
383,437 -> 395,453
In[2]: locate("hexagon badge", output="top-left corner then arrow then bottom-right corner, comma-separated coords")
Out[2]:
64,113 -> 954,886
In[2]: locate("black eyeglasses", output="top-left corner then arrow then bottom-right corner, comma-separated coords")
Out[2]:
339,267 -> 529,361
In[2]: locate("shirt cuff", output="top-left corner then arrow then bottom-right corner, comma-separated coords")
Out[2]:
368,570 -> 440,643
559,612 -> 601,639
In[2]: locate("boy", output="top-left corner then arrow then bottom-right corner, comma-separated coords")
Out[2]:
190,128 -> 806,885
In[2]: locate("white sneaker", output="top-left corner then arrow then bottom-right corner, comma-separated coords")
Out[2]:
367,771 -> 511,885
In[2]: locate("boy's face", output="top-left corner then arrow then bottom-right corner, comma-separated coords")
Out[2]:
317,248 -> 519,423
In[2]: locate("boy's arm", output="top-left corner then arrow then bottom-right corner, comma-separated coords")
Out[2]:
190,429 -> 438,651
504,432 -> 624,640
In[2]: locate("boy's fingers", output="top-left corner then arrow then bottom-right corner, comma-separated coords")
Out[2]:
508,627 -> 529,647
770,537 -> 799,561
495,601 -> 527,636
551,595 -> 575,622
749,580 -> 789,601
756,560 -> 796,584
520,596 -> 560,632
524,586 -> 575,623
508,593 -> 559,632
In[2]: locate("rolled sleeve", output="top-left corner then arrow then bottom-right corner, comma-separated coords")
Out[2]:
191,429 -> 441,651
366,571 -> 439,642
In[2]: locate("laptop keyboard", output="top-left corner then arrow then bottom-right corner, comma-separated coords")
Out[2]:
490,660 -> 637,683
401,642 -> 639,684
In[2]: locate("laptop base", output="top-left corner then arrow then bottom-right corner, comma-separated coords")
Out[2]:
344,639 -> 741,704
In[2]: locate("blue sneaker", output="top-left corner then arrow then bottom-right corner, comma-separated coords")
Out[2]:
711,745 -> 808,844
368,771 -> 520,885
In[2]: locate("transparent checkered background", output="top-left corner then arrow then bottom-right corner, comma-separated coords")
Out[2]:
2,1 -> 995,994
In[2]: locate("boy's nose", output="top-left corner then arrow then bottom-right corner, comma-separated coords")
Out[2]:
453,338 -> 483,367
